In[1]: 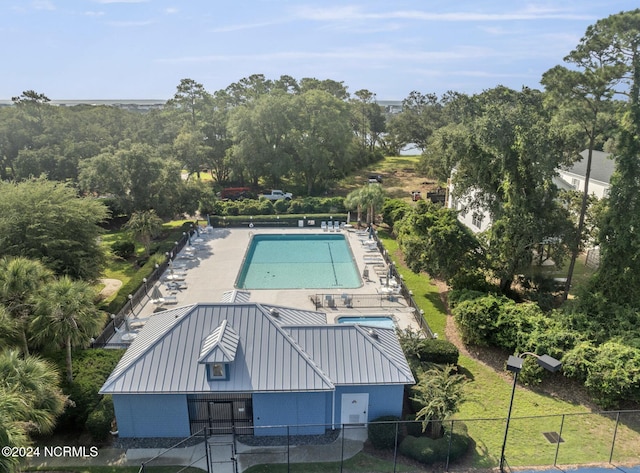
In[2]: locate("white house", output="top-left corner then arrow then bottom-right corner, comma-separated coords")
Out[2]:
448,149 -> 614,233
555,149 -> 614,199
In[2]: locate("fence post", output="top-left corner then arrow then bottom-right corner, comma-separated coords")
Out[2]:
609,411 -> 621,464
393,421 -> 399,473
204,427 -> 211,473
554,414 -> 565,466
340,423 -> 345,473
445,419 -> 454,472
287,425 -> 290,473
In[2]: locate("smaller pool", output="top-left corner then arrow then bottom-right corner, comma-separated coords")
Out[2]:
337,316 -> 396,329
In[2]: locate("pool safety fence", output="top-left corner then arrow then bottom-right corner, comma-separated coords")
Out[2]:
210,214 -> 349,228
368,231 -> 436,338
91,231 -> 194,348
312,293 -> 407,309
135,410 -> 640,473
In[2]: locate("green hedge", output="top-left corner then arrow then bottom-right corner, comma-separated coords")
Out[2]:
399,424 -> 470,464
368,416 -> 400,450
49,349 -> 125,432
86,395 -> 114,442
214,196 -> 346,217
209,213 -> 349,228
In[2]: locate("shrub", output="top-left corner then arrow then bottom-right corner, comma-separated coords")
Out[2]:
51,349 -> 124,432
110,240 -> 135,259
368,415 -> 400,450
415,339 -> 459,365
447,289 -> 487,308
273,198 -> 290,214
399,426 -> 470,464
403,413 -> 423,437
382,199 -> 411,230
452,294 -> 508,346
86,395 -> 114,442
584,341 -> 640,408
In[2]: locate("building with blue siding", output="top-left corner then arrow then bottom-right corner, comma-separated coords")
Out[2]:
100,303 -> 414,438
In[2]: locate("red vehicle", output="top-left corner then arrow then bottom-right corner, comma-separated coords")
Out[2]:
220,187 -> 252,200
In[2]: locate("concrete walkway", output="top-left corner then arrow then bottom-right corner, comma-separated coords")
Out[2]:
27,428 -> 367,472
110,226 -> 422,344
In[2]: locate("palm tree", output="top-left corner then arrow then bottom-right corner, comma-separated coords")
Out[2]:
0,257 -> 53,355
361,183 -> 386,225
123,209 -> 164,256
0,389 -> 29,473
0,349 -> 66,435
411,365 -> 468,438
0,349 -> 66,473
344,187 -> 367,225
29,277 -> 103,383
345,184 -> 387,226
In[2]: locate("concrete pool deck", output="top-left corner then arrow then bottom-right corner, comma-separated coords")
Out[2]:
109,226 -> 421,344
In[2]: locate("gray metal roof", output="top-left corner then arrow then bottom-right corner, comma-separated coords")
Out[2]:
100,303 -> 413,395
100,303 -> 334,394
284,325 -> 414,385
198,320 -> 240,364
562,149 -> 615,185
260,304 -> 327,326
220,290 -> 251,303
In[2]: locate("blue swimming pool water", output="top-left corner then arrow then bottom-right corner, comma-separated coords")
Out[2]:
236,234 -> 361,289
337,316 -> 396,329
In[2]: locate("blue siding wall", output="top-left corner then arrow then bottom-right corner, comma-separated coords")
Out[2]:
113,394 -> 190,438
253,392 -> 328,436
335,385 -> 404,424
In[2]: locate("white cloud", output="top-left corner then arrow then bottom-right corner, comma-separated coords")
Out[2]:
165,7 -> 178,14
210,19 -> 285,33
31,0 -> 55,10
84,10 -> 105,17
291,5 -> 595,23
94,0 -> 149,4
156,44 -> 497,65
107,19 -> 154,27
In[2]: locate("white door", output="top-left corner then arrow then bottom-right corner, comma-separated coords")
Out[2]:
340,393 -> 369,425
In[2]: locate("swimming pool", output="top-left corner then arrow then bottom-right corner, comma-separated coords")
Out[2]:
336,316 -> 396,329
236,234 -> 361,289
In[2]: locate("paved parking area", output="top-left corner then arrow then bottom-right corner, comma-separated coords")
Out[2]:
110,227 -> 421,343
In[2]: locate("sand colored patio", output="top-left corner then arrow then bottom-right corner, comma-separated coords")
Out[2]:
110,226 -> 421,343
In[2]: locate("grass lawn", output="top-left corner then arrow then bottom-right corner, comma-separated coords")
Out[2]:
27,467 -> 204,473
243,451 -> 415,473
377,229 -> 447,337
377,229 -> 640,468
455,355 -> 640,467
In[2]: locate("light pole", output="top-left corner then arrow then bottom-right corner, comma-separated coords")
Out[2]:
142,277 -> 148,294
128,294 -> 134,318
499,352 -> 562,472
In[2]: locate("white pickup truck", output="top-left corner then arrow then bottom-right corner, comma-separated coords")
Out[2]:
259,190 -> 293,201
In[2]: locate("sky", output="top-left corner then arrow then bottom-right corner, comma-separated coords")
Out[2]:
1,1 -> 638,101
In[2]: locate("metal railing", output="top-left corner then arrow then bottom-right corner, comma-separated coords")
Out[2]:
91,232 -> 191,348
128,411 -> 640,473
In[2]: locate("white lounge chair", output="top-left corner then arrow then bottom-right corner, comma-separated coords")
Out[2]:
321,221 -> 327,232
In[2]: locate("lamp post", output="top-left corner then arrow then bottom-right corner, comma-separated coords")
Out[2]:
128,294 -> 134,318
499,352 -> 562,472
142,277 -> 148,294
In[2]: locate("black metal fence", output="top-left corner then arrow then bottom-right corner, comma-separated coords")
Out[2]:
371,232 -> 435,338
135,411 -> 640,473
91,232 -> 191,348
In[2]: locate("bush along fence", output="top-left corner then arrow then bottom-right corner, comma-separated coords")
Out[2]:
136,411 -> 640,473
371,231 -> 435,338
91,231 -> 192,348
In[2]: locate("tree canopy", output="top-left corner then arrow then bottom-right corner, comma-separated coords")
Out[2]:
0,179 -> 108,281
